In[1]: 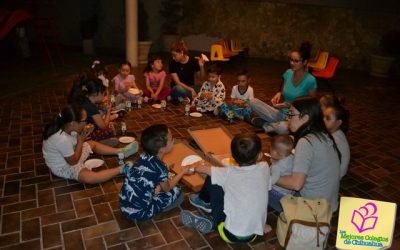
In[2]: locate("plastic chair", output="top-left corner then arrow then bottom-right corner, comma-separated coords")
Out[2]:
230,39 -> 244,53
308,49 -> 321,64
312,57 -> 339,93
312,57 -> 339,79
210,44 -> 229,61
308,51 -> 329,70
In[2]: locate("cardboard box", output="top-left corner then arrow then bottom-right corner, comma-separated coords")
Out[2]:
162,140 -> 205,192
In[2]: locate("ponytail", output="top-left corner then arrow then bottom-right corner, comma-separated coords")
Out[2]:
298,41 -> 311,61
43,104 -> 83,140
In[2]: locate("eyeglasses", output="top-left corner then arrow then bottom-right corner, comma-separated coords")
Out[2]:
287,113 -> 301,118
289,58 -> 302,63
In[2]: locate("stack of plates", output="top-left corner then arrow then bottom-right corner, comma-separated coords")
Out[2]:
128,88 -> 140,95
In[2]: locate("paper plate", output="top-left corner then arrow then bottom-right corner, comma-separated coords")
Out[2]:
119,136 -> 135,144
84,159 -> 104,169
189,112 -> 202,118
152,104 -> 162,109
181,155 -> 202,166
128,88 -> 140,95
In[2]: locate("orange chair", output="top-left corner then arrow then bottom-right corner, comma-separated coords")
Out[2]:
308,51 -> 329,70
312,57 -> 339,79
230,39 -> 244,53
312,57 -> 339,93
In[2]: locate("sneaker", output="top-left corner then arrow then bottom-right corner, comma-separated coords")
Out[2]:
181,210 -> 213,234
118,141 -> 139,158
251,117 -> 266,128
120,161 -> 133,174
189,194 -> 211,213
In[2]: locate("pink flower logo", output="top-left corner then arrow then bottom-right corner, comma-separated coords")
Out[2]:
351,202 -> 378,233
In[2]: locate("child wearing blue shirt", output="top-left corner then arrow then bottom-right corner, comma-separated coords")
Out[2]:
119,124 -> 192,221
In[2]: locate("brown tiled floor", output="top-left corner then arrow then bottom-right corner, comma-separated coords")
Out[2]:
0,54 -> 399,249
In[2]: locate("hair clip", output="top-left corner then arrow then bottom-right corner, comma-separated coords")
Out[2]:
92,60 -> 100,69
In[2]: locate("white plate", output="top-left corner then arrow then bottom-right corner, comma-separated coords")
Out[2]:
190,112 -> 202,118
181,155 -> 202,166
119,136 -> 135,144
84,159 -> 104,169
152,104 -> 162,109
128,88 -> 140,95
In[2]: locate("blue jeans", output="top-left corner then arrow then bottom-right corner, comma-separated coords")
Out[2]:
268,188 -> 300,212
250,98 -> 289,134
171,85 -> 201,101
199,176 -> 225,229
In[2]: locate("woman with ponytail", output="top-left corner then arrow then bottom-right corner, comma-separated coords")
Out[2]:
250,42 -> 317,134
269,97 -> 341,212
68,73 -> 118,146
42,104 -> 138,184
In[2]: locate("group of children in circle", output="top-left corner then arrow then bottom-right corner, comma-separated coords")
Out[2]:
41,39 -> 350,244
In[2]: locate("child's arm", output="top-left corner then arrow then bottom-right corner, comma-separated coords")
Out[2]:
145,74 -> 154,95
154,73 -> 166,98
159,165 -> 192,192
64,125 -> 93,165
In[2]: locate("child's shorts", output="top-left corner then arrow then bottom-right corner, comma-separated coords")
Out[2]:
50,142 -> 93,181
218,222 -> 257,244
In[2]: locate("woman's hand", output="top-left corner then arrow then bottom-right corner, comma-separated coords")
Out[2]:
195,56 -> 205,67
271,92 -> 282,105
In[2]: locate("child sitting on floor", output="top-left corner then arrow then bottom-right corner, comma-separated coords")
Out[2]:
181,133 -> 270,243
143,56 -> 171,102
220,69 -> 254,119
112,60 -> 142,105
42,104 -> 138,184
192,63 -> 225,114
119,124 -> 193,221
268,134 -> 296,212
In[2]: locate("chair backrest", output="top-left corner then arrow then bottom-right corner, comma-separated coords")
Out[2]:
324,57 -> 339,78
308,49 -> 321,63
308,51 -> 329,70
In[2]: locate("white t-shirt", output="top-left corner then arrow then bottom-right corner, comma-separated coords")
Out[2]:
332,130 -> 350,178
42,130 -> 92,180
271,155 -> 294,195
230,85 -> 254,100
211,162 -> 270,236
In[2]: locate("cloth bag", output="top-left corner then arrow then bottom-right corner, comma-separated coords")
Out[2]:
276,195 -> 332,250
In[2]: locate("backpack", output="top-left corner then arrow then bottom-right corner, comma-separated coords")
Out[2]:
276,195 -> 333,250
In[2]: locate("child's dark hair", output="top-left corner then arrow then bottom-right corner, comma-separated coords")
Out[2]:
144,55 -> 163,73
320,94 -> 340,108
231,133 -> 261,166
43,104 -> 84,140
68,72 -> 106,104
297,41 -> 312,62
207,63 -> 222,75
119,60 -> 132,69
236,69 -> 249,77
170,40 -> 188,55
141,124 -> 169,155
91,60 -> 107,76
329,104 -> 350,134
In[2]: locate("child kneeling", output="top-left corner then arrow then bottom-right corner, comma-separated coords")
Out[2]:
181,133 -> 271,243
119,124 -> 192,221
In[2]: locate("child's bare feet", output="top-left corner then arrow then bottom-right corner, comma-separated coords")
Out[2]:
264,224 -> 272,234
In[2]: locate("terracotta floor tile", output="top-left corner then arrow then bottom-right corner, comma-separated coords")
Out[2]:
126,234 -> 166,249
93,203 -> 114,223
156,219 -> 182,243
56,194 -> 73,212
63,230 -> 85,250
84,237 -> 106,250
178,227 -> 208,249
104,228 -> 141,246
42,224 -> 62,249
1,212 -> 20,234
21,217 -> 40,241
61,216 -> 97,232
82,221 -> 120,240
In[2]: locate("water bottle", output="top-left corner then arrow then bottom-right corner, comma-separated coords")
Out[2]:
118,152 -> 124,165
160,100 -> 167,111
137,97 -> 142,109
185,104 -> 190,116
121,122 -> 127,135
110,90 -> 116,108
125,100 -> 131,111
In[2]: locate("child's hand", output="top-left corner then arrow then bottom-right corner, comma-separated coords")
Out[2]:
181,164 -> 195,175
79,124 -> 94,141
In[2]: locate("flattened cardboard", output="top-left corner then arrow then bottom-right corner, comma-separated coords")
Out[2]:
162,140 -> 205,192
188,125 -> 234,166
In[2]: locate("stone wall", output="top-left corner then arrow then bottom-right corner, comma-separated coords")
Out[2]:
180,0 -> 400,70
